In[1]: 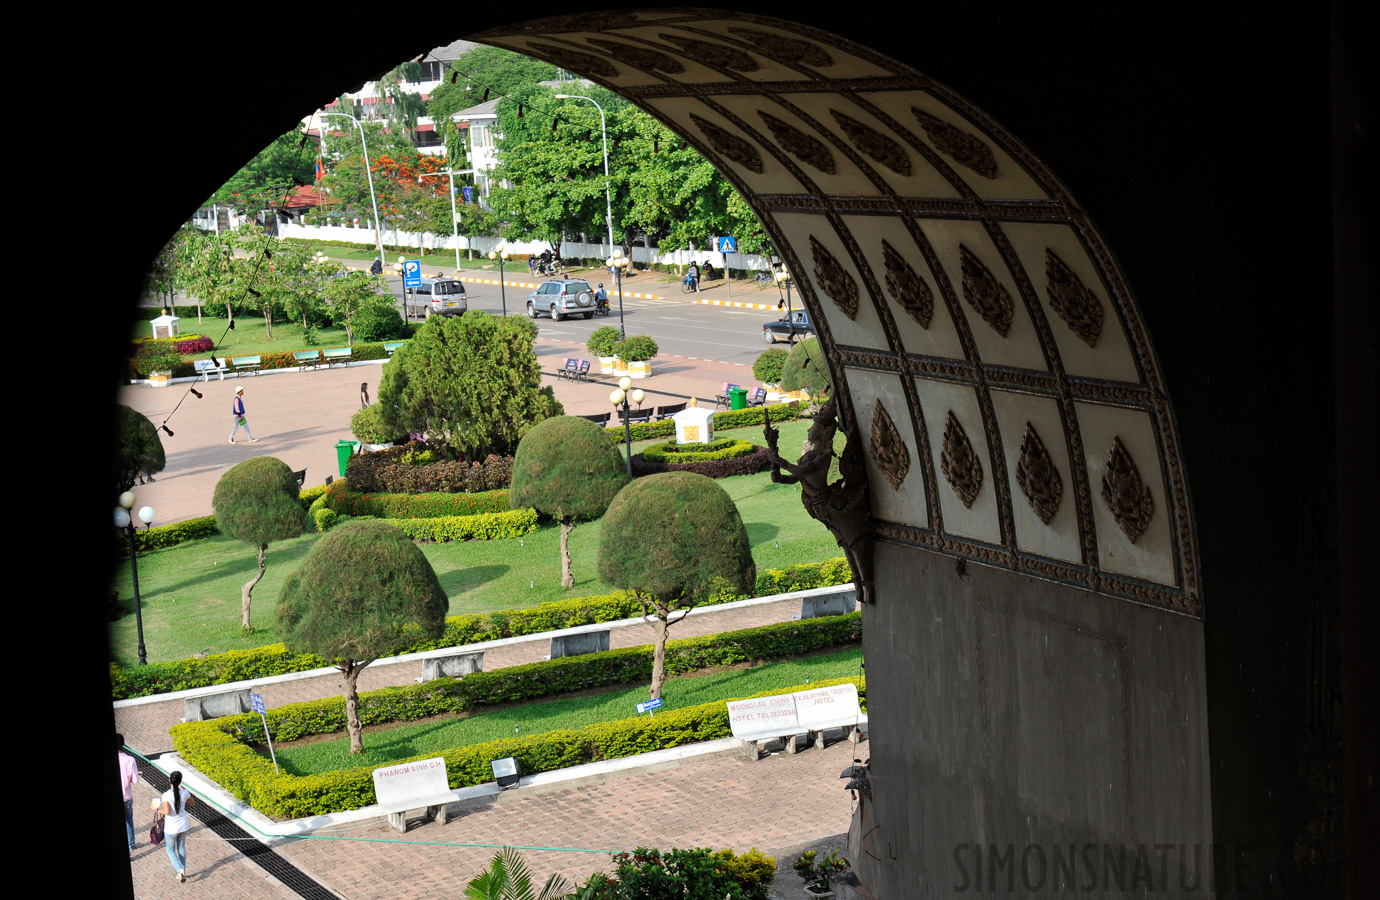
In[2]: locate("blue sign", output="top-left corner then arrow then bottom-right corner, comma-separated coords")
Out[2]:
250,692 -> 265,714
403,259 -> 422,288
717,236 -> 738,253
462,186 -> 474,203
636,698 -> 663,714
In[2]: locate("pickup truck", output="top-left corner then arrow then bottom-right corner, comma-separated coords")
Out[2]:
762,309 -> 814,344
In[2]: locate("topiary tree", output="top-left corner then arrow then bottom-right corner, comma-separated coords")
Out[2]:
511,416 -> 630,588
113,405 -> 166,493
598,472 -> 755,700
780,337 -> 831,405
752,347 -> 789,386
275,521 -> 447,753
212,456 -> 309,630
587,325 -> 622,358
377,311 -> 562,460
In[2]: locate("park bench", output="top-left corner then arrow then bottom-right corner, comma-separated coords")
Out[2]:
714,383 -> 741,409
550,627 -> 611,659
570,359 -> 591,382
800,587 -> 856,619
322,347 -> 352,368
293,350 -> 322,370
745,387 -> 768,407
383,341 -> 406,356
372,757 -> 455,834
578,412 -> 611,426
728,682 -> 867,761
421,650 -> 484,682
193,358 -> 227,382
617,407 -> 651,426
555,358 -> 580,380
229,355 -> 261,376
183,689 -> 253,722
654,402 -> 687,420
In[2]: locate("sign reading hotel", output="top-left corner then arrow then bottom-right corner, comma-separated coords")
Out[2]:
372,757 -> 448,807
726,684 -> 861,737
727,693 -> 799,737
794,683 -> 860,730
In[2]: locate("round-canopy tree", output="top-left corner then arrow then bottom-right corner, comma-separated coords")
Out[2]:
780,336 -> 831,404
511,416 -> 630,588
113,405 -> 165,494
275,521 -> 448,753
598,471 -> 755,700
212,456 -> 308,629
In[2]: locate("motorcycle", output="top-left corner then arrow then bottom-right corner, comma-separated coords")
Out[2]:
595,293 -> 611,316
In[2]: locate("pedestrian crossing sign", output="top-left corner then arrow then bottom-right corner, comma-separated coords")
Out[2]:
718,236 -> 737,253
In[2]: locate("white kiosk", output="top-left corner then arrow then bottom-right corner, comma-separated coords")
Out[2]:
672,400 -> 715,445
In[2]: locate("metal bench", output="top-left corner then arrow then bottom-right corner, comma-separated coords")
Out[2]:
322,347 -> 352,368
654,402 -> 687,420
617,407 -> 652,425
578,412 -> 611,426
715,383 -> 741,409
571,359 -> 591,382
230,355 -> 261,376
383,341 -> 406,356
193,358 -> 227,382
555,358 -> 580,380
746,387 -> 768,407
293,350 -> 323,370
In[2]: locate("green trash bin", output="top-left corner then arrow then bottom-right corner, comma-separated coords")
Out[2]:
729,387 -> 748,411
334,440 -> 360,477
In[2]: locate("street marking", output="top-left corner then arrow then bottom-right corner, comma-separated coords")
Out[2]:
696,299 -> 777,310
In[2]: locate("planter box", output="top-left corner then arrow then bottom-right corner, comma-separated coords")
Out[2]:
611,358 -> 629,375
599,356 -> 616,375
148,370 -> 173,387
628,360 -> 652,378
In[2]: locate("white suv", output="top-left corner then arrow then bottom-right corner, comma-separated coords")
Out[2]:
526,279 -> 595,320
405,277 -> 468,319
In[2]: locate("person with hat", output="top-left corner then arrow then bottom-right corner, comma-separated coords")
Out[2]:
229,387 -> 257,443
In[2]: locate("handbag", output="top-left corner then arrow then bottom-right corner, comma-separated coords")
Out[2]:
149,802 -> 165,846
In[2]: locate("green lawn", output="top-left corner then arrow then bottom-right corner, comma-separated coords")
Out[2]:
146,312 -> 354,359
107,433 -> 840,666
267,647 -> 863,775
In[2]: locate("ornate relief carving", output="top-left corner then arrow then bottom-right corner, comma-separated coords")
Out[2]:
809,236 -> 859,319
959,245 -> 1014,337
511,11 -> 657,32
830,110 -> 911,176
757,111 -> 835,174
1045,249 -> 1105,347
911,108 -> 999,180
940,411 -> 983,508
584,39 -> 685,74
881,239 -> 933,329
523,42 -> 620,78
1100,437 -> 1154,543
868,399 -> 910,491
658,33 -> 759,71
726,28 -> 834,67
689,114 -> 763,173
1015,423 -> 1063,525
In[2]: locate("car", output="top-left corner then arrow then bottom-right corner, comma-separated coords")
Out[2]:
404,276 -> 468,319
762,309 -> 814,343
526,279 -> 596,320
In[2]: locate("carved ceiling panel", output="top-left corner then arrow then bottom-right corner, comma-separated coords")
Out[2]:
471,10 -> 1200,616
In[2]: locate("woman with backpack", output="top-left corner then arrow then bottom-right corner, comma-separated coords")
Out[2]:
160,770 -> 195,882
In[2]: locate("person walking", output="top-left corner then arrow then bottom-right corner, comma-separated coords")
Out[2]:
360,382 -> 370,409
160,770 -> 194,882
118,733 -> 139,852
229,386 -> 258,443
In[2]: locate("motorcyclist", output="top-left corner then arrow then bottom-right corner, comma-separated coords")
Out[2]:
687,261 -> 700,292
595,283 -> 610,313
369,258 -> 382,275
539,248 -> 554,274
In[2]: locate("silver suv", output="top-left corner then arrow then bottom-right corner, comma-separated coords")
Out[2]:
526,279 -> 595,320
405,276 -> 468,319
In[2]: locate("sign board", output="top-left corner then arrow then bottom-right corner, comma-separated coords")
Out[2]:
636,698 -> 663,714
462,186 -> 474,203
727,693 -> 799,737
794,683 -> 860,730
249,692 -> 265,714
718,236 -> 738,253
372,757 -> 448,809
403,259 -> 422,288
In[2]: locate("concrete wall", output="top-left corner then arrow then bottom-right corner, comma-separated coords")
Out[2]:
860,543 -> 1212,897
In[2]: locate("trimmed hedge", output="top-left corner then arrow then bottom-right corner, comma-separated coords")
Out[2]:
110,555 -> 857,698
631,446 -> 772,479
324,484 -> 511,519
345,445 -> 515,494
387,508 -> 539,543
170,617 -> 864,818
641,437 -> 758,464
604,401 -> 808,443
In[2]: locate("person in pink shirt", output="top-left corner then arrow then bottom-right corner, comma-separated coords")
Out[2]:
117,733 -> 139,852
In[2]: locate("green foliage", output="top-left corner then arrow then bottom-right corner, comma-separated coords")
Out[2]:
322,270 -> 396,343
599,472 -> 756,605
276,521 -> 448,664
313,508 -> 339,532
610,847 -> 775,900
378,312 -> 563,460
780,337 -> 830,397
587,325 -> 622,358
603,401 -> 808,443
641,438 -> 757,464
351,299 -> 409,342
212,457 -> 308,548
463,847 -> 571,900
325,486 -> 511,519
350,404 -> 407,444
387,508 -> 539,543
208,126 -> 315,212
793,849 -> 850,892
345,445 -> 514,494
113,405 -> 165,492
511,417 -> 630,522
752,347 -> 789,385
612,334 -> 659,362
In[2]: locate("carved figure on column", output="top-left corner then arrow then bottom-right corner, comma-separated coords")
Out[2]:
764,398 -> 875,605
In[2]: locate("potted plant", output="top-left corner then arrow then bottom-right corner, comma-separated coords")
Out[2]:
614,334 -> 659,379
136,342 -> 183,387
587,325 -> 622,374
793,849 -> 850,899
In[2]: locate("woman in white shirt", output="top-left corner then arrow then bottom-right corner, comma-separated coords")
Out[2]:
159,770 -> 194,882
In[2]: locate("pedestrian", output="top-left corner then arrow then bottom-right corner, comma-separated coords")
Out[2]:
118,733 -> 139,853
229,386 -> 258,443
369,257 -> 382,276
160,770 -> 194,883
360,382 -> 370,409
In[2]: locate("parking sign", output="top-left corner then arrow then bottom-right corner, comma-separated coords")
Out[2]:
403,259 -> 422,288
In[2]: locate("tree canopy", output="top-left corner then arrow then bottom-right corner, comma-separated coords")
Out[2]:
377,312 -> 562,460
208,126 -> 315,215
780,337 -> 831,399
276,520 -> 447,752
212,456 -> 308,629
113,405 -> 165,494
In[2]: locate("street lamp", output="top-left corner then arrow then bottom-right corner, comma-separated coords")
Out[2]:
774,265 -> 796,336
419,166 -> 474,272
486,240 -> 509,316
318,110 -> 386,265
610,375 -> 646,477
114,491 -> 156,666
554,94 -> 616,254
605,249 -> 632,339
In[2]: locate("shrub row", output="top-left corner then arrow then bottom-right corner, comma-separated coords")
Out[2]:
387,508 -> 539,543
345,445 -> 514,494
323,484 -> 511,519
631,446 -> 773,479
603,401 -> 808,443
110,555 -> 856,698
114,484 -> 331,556
641,437 -> 757,464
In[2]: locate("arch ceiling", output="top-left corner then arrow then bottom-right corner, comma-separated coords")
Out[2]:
474,10 -> 1201,616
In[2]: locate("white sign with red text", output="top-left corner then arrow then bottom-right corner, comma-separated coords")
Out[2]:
794,683 -> 861,730
727,693 -> 800,737
372,757 -> 449,808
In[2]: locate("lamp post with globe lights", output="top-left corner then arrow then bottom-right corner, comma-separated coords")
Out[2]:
114,492 -> 155,665
487,241 -> 510,316
610,376 -> 646,476
605,250 -> 633,338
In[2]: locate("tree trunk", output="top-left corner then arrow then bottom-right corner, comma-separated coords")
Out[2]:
650,612 -> 668,700
559,518 -> 575,588
342,660 -> 372,753
241,543 -> 267,630
264,308 -> 273,339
